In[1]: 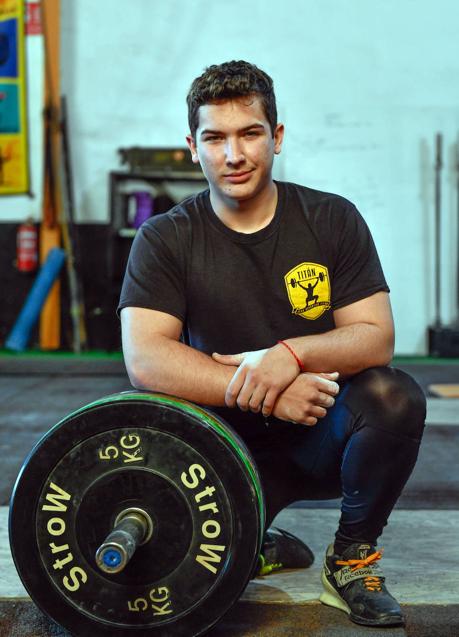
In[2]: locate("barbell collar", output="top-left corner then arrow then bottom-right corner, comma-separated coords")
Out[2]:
95,508 -> 152,574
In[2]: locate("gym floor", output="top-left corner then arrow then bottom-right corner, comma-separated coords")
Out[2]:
1,354 -> 458,637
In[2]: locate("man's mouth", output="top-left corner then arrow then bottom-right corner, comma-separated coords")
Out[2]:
224,170 -> 254,183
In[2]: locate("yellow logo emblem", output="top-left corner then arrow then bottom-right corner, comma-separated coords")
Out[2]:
284,262 -> 331,320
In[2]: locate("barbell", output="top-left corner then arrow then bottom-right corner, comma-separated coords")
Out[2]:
9,392 -> 265,636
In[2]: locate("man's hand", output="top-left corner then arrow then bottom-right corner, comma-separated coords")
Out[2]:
272,372 -> 340,426
212,344 -> 303,416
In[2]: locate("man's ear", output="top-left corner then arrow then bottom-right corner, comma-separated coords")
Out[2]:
186,134 -> 200,164
273,123 -> 284,155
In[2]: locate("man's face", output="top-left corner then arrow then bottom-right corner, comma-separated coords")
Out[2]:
186,95 -> 283,204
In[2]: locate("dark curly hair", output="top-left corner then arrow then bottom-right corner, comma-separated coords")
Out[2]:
187,60 -> 278,139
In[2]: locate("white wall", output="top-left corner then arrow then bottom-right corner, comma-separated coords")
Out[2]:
5,0 -> 459,354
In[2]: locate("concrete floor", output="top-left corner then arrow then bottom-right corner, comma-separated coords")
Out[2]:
2,506 -> 458,636
4,506 -> 458,603
2,507 -> 459,636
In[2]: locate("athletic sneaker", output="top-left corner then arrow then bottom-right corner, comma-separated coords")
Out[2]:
257,527 -> 314,576
320,543 -> 404,626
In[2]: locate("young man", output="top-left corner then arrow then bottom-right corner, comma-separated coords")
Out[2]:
119,60 -> 426,628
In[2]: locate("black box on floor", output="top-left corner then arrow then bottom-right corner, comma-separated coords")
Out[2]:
428,324 -> 459,357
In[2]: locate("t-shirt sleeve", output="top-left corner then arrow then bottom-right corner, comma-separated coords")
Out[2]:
117,215 -> 186,322
330,202 -> 389,310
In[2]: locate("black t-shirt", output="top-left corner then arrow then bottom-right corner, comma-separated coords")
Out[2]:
118,181 -> 389,357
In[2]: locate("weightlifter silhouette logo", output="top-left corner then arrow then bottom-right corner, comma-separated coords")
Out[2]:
284,262 -> 331,320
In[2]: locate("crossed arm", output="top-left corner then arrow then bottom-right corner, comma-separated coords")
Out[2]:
121,291 -> 394,426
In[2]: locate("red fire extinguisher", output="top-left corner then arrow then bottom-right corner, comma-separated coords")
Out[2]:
17,217 -> 38,273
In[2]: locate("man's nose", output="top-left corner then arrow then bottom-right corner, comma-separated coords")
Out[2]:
225,138 -> 244,165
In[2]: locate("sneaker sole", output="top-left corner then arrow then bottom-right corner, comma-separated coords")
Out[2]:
319,568 -> 405,627
319,568 -> 352,615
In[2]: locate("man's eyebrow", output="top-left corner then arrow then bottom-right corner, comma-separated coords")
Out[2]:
200,129 -> 222,137
240,124 -> 265,132
200,124 -> 265,137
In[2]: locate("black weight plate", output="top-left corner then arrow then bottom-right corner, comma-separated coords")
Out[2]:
9,392 -> 265,637
37,428 -> 234,621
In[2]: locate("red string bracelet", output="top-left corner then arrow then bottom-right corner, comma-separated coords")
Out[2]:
277,340 -> 305,372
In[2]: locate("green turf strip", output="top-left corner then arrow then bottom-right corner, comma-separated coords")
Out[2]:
1,349 -> 459,364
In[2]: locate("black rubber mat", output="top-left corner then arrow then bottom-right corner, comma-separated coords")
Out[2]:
0,375 -> 130,506
293,424 -> 459,510
0,357 -> 126,376
1,363 -> 459,508
1,600 -> 458,637
397,363 -> 459,395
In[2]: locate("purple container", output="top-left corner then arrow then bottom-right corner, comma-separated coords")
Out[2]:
133,192 -> 154,228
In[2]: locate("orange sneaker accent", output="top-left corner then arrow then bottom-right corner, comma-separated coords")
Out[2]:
336,549 -> 384,592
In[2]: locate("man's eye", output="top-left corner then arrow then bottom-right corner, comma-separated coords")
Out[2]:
204,136 -> 221,142
245,130 -> 260,137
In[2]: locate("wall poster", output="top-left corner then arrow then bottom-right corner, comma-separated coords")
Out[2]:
0,0 -> 29,195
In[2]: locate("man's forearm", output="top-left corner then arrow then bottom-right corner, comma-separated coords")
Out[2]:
124,334 -> 236,406
286,322 -> 394,377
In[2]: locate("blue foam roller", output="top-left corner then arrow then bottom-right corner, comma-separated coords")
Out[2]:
5,248 -> 66,352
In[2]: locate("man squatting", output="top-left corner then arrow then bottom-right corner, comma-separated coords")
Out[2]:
119,60 -> 426,628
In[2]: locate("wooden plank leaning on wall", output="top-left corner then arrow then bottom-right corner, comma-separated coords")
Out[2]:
40,0 -> 61,349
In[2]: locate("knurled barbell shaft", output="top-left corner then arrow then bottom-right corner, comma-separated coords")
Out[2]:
95,509 -> 151,574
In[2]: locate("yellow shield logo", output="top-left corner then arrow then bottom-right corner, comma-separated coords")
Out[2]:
284,262 -> 331,320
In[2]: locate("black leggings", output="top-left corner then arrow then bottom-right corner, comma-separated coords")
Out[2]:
214,367 -> 426,552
